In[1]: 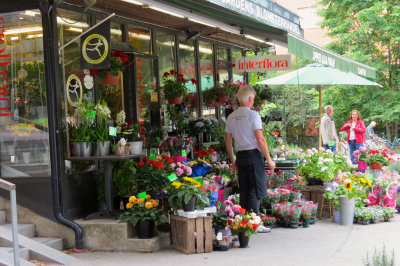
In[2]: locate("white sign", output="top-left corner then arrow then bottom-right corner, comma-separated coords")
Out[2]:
84,74 -> 94,90
235,55 -> 291,73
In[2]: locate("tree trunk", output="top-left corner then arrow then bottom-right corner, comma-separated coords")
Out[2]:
386,122 -> 392,141
393,122 -> 398,138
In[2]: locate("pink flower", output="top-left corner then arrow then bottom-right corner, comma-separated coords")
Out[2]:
353,150 -> 360,155
224,200 -> 233,206
184,166 -> 192,176
169,163 -> 176,169
232,205 -> 241,211
176,168 -> 184,176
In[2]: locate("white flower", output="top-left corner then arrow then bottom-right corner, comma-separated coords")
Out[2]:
326,149 -> 333,154
312,148 -> 318,153
278,139 -> 283,144
118,138 -> 127,146
321,166 -> 328,172
325,187 -> 332,191
318,161 -> 323,165
332,182 -> 339,188
115,111 -> 126,126
319,147 -> 325,152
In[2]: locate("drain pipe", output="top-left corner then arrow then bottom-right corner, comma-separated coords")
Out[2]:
39,1 -> 84,251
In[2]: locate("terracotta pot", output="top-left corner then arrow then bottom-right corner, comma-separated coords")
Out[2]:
167,95 -> 183,105
102,71 -> 119,84
370,161 -> 383,170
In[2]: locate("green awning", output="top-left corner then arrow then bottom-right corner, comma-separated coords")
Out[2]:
288,34 -> 376,79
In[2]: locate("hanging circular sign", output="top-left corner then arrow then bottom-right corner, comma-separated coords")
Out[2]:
83,74 -> 94,90
66,74 -> 83,107
81,34 -> 109,65
17,68 -> 28,81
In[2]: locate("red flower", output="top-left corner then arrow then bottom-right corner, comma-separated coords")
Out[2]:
170,69 -> 177,75
90,69 -> 99,76
227,219 -> 233,226
166,157 -> 173,164
155,161 -> 164,169
163,72 -> 170,77
272,131 -> 279,137
137,161 -> 145,167
210,148 -> 215,152
238,208 -> 246,214
252,224 -> 258,230
191,78 -> 197,85
120,54 -> 129,63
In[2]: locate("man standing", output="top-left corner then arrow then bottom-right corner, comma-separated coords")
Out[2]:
365,121 -> 377,140
319,105 -> 339,151
225,85 -> 276,214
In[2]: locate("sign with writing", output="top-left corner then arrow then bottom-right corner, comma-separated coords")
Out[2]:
204,0 -> 302,37
109,126 -> 117,136
138,192 -> 147,199
88,110 -> 96,119
151,92 -> 158,102
0,17 -> 12,118
168,173 -> 178,181
235,55 -> 291,73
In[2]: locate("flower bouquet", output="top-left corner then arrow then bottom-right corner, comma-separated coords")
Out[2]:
118,195 -> 167,239
227,209 -> 261,247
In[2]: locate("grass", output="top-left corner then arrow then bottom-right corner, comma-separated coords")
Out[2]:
363,245 -> 395,266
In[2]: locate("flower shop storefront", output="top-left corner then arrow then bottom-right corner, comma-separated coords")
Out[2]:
0,0 -> 304,251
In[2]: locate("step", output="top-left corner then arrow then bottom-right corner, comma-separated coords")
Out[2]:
0,246 -> 30,260
0,248 -> 35,266
30,237 -> 64,262
1,223 -> 36,238
0,211 -> 5,225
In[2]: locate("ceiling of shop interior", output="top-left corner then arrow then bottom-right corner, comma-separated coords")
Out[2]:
62,0 -> 283,50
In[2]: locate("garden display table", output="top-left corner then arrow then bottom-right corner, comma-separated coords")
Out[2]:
265,158 -> 302,171
68,154 -> 144,220
300,185 -> 325,218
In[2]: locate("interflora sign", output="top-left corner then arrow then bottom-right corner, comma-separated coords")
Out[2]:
235,55 -> 291,73
204,0 -> 302,37
0,17 -> 12,117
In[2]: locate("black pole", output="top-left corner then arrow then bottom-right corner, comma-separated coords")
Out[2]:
39,1 -> 84,251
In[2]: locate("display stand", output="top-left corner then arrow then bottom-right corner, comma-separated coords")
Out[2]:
68,154 -> 144,220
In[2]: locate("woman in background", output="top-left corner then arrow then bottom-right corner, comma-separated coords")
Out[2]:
341,110 -> 366,165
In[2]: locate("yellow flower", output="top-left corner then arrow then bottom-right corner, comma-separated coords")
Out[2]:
126,202 -> 134,209
344,182 -> 352,191
145,202 -> 153,209
194,182 -> 201,188
129,196 -> 136,203
360,178 -> 366,184
150,199 -> 158,207
137,198 -> 144,204
146,195 -> 151,199
366,178 -> 372,187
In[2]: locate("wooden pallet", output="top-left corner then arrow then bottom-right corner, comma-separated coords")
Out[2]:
170,215 -> 213,255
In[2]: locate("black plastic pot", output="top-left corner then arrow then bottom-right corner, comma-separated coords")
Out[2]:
183,196 -> 196,212
303,218 -> 310,228
238,232 -> 249,248
135,220 -> 155,239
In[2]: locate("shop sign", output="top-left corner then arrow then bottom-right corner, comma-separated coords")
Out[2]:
204,0 -> 302,37
80,19 -> 111,70
0,17 -> 12,117
66,74 -> 83,107
234,55 -> 291,73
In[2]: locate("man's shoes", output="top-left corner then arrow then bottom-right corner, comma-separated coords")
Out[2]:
257,225 -> 271,233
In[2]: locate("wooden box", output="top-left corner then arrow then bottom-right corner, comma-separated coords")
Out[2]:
170,215 -> 213,254
300,185 -> 325,218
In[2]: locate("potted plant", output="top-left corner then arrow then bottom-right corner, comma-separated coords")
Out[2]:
91,101 -> 112,156
358,147 -> 390,170
382,207 -> 396,222
118,195 -> 167,239
203,80 -> 239,107
168,176 -> 210,212
114,138 -> 130,156
134,158 -> 174,193
90,50 -> 129,84
115,110 -> 143,154
160,136 -> 193,162
162,70 -> 196,104
227,208 -> 261,248
112,159 -> 138,209
253,84 -> 273,110
72,101 -> 96,157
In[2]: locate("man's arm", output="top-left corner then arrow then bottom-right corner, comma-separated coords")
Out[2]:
254,129 -> 276,170
225,132 -> 237,170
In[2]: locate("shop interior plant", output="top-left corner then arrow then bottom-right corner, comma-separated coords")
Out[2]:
162,69 -> 196,102
118,195 -> 167,227
168,176 -> 210,212
112,159 -> 138,198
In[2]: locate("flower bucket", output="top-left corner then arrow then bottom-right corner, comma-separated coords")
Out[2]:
72,142 -> 83,157
182,196 -> 196,212
370,161 -> 383,170
80,142 -> 93,157
135,220 -> 155,239
128,141 -> 143,155
97,141 -> 111,156
238,232 -> 249,248
339,195 -> 355,226
102,71 -> 119,84
357,161 -> 367,171
173,155 -> 187,162
167,95 -> 183,105
333,210 -> 341,224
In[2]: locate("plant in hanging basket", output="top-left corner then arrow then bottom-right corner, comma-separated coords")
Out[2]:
162,70 -> 196,103
203,80 -> 241,107
118,195 -> 167,227
90,50 -> 129,81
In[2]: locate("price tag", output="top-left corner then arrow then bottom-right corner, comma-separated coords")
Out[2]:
150,91 -> 158,102
377,146 -> 382,150
88,110 -> 96,119
138,192 -> 147,199
222,174 -> 228,178
149,155 -> 156,160
216,232 -> 222,241
150,148 -> 156,155
109,126 -> 117,136
328,141 -> 335,146
181,150 -> 186,156
156,137 -> 160,142
218,201 -> 222,210
168,173 -> 177,181
10,156 -> 15,163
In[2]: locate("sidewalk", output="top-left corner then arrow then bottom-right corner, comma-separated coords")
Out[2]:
67,216 -> 400,266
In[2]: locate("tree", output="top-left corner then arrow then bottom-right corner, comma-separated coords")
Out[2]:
318,0 -> 400,139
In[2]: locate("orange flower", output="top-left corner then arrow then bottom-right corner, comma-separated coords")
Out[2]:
145,202 -> 153,209
136,198 -> 144,204
166,157 -> 174,163
238,208 -> 246,214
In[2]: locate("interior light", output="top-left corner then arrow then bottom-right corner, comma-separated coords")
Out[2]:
121,0 -> 143,5
129,32 -> 151,40
188,18 -> 215,28
56,17 -> 89,28
244,34 -> 265,43
199,47 -> 212,54
26,33 -> 43,39
149,6 -> 185,18
67,27 -> 83,33
24,11 -> 39,17
10,36 -> 19,41
4,26 -> 43,35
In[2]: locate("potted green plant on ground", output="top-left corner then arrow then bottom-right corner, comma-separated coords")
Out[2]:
112,159 -> 138,208
118,195 -> 167,239
168,176 -> 210,212
162,70 -> 196,104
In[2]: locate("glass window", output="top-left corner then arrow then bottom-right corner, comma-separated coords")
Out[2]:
198,41 -> 215,118
128,26 -> 151,54
232,48 -> 244,83
110,22 -> 123,43
216,47 -> 229,84
156,31 -> 175,85
0,10 -> 50,177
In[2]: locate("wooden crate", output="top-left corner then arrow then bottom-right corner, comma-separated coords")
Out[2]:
170,215 -> 213,255
300,185 -> 325,218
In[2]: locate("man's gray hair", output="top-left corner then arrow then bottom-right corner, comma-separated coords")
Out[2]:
237,85 -> 256,103
325,105 -> 333,113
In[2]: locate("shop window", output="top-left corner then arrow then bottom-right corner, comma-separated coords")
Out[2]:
156,31 -> 175,86
198,41 -> 215,118
216,47 -> 229,84
129,26 -> 151,54
111,22 -> 124,43
231,48 -> 244,83
0,10 -> 50,177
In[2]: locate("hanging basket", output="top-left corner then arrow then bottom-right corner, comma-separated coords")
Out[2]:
167,95 -> 183,105
102,71 -> 120,84
370,161 -> 383,170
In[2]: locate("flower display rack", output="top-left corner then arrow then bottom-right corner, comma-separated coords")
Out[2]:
170,215 -> 213,254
